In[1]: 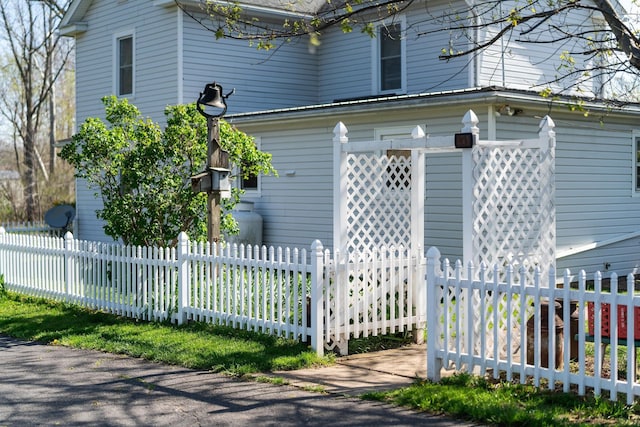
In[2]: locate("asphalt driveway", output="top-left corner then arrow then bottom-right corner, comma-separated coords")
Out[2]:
0,335 -> 476,426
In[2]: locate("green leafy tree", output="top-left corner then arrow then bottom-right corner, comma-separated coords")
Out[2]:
60,96 -> 276,247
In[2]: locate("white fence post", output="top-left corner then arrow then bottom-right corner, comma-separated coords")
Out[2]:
0,227 -> 5,284
177,232 -> 189,325
64,231 -> 74,303
461,110 -> 478,266
410,125 -> 426,255
333,122 -> 348,252
310,240 -> 324,356
411,126 -> 427,342
426,246 -> 442,381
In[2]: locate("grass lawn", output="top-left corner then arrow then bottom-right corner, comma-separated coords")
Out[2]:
364,373 -> 640,426
0,291 -> 330,375
1,286 -> 640,426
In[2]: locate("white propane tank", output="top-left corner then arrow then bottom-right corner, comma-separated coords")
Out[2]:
227,201 -> 263,247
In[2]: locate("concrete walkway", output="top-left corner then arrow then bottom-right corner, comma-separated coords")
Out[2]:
274,344 -> 428,395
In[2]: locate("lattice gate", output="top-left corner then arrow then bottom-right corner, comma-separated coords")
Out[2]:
329,123 -> 428,353
330,110 -> 556,355
333,123 -> 427,254
462,111 -> 556,275
459,111 -> 556,362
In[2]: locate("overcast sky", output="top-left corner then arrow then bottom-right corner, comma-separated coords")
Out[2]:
621,0 -> 640,14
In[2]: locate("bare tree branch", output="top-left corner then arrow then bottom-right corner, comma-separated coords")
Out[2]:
178,0 -> 640,103
0,0 -> 73,220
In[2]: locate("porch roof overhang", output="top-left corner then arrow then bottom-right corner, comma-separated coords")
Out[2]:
227,86 -> 640,125
59,0 -> 92,36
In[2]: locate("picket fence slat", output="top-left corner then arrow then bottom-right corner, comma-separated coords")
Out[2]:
426,246 -> 640,404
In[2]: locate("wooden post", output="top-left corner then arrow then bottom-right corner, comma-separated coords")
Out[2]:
206,117 -> 229,244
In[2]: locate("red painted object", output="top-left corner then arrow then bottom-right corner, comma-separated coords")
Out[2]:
587,302 -> 640,339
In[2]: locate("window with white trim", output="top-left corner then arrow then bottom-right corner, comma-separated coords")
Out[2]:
237,136 -> 261,194
373,20 -> 405,94
241,170 -> 259,192
116,33 -> 134,96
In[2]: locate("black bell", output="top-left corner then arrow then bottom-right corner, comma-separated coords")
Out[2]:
197,82 -> 228,118
198,83 -> 226,109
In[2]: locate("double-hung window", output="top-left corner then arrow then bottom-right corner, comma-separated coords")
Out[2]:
115,32 -> 134,97
373,19 -> 406,94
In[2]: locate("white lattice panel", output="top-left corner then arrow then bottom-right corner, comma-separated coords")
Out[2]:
345,153 -> 411,253
471,142 -> 555,279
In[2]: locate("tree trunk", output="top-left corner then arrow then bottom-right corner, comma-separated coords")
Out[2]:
23,116 -> 39,222
592,1 -> 640,71
49,82 -> 56,174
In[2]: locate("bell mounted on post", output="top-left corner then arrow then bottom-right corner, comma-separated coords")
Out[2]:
196,82 -> 234,118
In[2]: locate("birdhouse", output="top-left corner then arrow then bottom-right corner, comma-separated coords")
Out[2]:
191,167 -> 231,198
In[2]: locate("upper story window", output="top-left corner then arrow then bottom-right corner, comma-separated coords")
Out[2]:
115,33 -> 134,96
373,19 -> 405,94
380,24 -> 401,90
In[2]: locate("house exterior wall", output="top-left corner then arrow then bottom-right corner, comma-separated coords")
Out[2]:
74,1 -> 179,125
233,101 -> 640,278
552,114 -> 640,276
73,1 -> 180,241
66,0 -> 640,278
316,0 -> 471,103
74,177 -> 106,243
243,123 -> 334,248
476,2 -> 599,96
181,12 -> 319,114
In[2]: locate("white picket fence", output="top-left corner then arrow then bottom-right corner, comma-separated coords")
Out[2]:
426,246 -> 640,403
4,227 -> 640,402
0,228 -> 425,356
0,229 -> 322,348
324,245 -> 426,354
1,221 -> 65,236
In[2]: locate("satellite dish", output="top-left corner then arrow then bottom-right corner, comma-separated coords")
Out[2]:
44,204 -> 75,230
